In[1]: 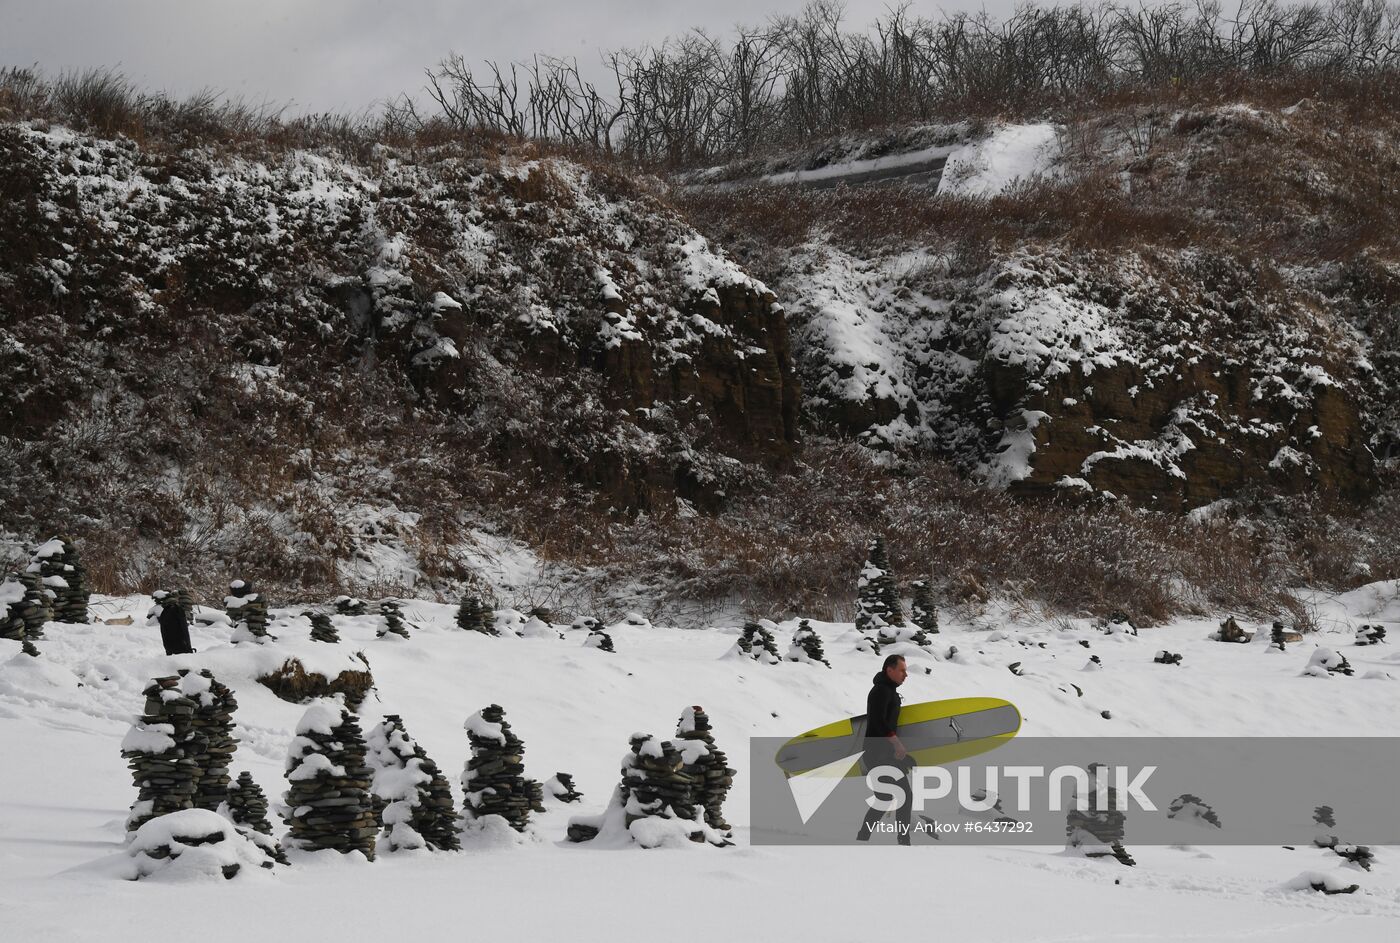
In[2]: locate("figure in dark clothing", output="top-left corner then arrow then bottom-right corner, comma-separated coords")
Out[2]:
858,653 -> 914,844
154,590 -> 194,656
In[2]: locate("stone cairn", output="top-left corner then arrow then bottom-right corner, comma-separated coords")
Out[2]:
789,619 -> 830,667
621,735 -> 700,830
377,600 -> 411,639
455,595 -> 497,635
571,616 -> 600,632
1167,793 -> 1222,828
305,610 -> 340,643
225,771 -> 288,865
737,620 -> 780,662
461,704 -> 532,831
122,676 -> 206,832
284,704 -> 378,859
29,536 -> 90,623
1153,650 -> 1184,666
335,596 -> 367,617
1065,763 -> 1136,866
227,771 -> 275,834
584,626 -> 615,652
182,669 -> 239,813
524,779 -> 547,814
1355,624 -> 1387,646
1271,622 -> 1289,651
1212,616 -> 1251,643
547,773 -> 583,803
675,705 -> 736,834
1305,647 -> 1354,677
1314,805 -> 1336,829
225,580 -> 272,641
909,580 -> 940,636
366,714 -> 461,852
855,536 -> 904,636
1,572 -> 51,647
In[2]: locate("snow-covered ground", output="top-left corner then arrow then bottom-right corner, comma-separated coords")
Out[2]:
2,586 -> 1399,940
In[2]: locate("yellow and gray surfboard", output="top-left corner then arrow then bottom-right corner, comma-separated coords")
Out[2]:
775,697 -> 1022,778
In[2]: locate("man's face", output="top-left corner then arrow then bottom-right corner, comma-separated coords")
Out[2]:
886,659 -> 907,686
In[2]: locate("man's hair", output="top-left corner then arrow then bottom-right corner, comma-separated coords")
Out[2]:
882,654 -> 906,671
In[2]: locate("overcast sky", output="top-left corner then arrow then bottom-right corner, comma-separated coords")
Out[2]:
1,0 -> 1022,115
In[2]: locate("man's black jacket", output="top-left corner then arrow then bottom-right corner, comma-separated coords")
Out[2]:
865,671 -> 902,740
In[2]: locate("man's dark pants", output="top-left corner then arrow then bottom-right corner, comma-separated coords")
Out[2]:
858,740 -> 915,844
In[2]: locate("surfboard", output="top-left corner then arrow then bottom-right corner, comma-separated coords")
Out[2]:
774,697 -> 1022,778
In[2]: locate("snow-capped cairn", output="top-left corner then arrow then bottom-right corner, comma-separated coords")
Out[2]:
0,572 -> 51,643
1355,624 -> 1387,646
735,620 -> 780,663
461,704 -> 532,832
284,704 -> 378,859
1333,843 -> 1376,870
305,610 -> 339,643
571,616 -> 600,632
855,537 -> 904,636
28,536 -> 90,623
1153,650 -> 1183,666
226,771 -> 276,835
334,595 -> 367,617
1211,616 -> 1251,643
223,771 -> 288,865
152,588 -> 195,623
675,705 -> 736,835
366,714 -> 461,852
179,669 -> 240,812
122,675 -> 207,832
787,619 -> 831,667
1303,647 -> 1354,677
225,580 -> 272,642
1167,793 -> 1222,828
908,580 -> 940,636
584,625 -> 615,652
376,600 -> 410,640
455,594 -> 496,635
546,772 -> 583,803
1065,763 -> 1135,866
123,809 -> 277,880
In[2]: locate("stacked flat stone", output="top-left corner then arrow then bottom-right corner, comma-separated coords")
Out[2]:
1153,650 -> 1183,666
179,669 -> 239,812
1065,764 -> 1135,866
225,580 -> 271,641
20,637 -> 39,657
335,596 -> 367,616
620,734 -> 703,834
584,627 -> 615,652
1,572 -> 52,642
789,619 -> 830,667
461,704 -> 531,831
1167,793 -> 1222,828
227,771 -> 275,834
1314,805 -> 1336,828
305,611 -> 340,643
455,595 -> 497,635
284,704 -> 377,859
1271,622 -> 1289,651
377,600 -> 411,639
366,714 -> 461,851
1333,843 -> 1375,870
29,536 -> 90,623
675,705 -> 735,833
225,771 -> 288,864
524,779 -> 546,813
737,620 -> 780,662
1305,647 -> 1354,676
855,537 -> 904,634
1356,624 -> 1387,645
909,580 -> 940,636
122,676 -> 206,832
547,772 -> 583,803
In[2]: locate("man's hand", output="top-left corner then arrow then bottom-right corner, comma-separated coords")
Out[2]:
890,734 -> 908,761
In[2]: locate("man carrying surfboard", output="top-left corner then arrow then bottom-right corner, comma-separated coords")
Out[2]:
857,653 -> 915,845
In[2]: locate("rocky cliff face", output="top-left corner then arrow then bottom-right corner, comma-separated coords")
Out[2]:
778,243 -> 1380,509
